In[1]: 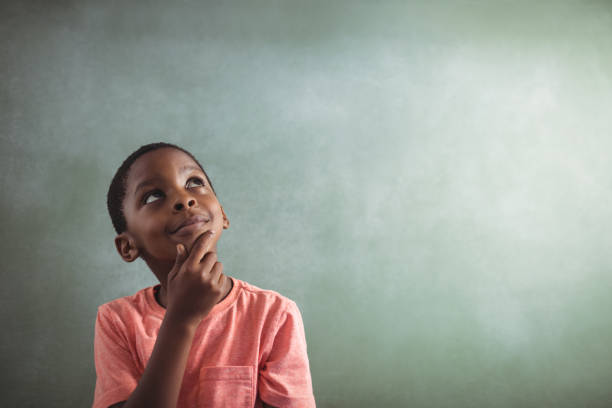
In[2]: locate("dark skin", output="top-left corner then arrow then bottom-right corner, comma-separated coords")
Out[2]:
110,147 -> 276,408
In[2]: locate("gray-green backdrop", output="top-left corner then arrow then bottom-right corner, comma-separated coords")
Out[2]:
2,1 -> 612,407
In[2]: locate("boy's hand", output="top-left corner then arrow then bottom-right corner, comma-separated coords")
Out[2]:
165,230 -> 226,327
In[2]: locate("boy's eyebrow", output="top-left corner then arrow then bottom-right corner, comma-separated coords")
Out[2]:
133,165 -> 202,196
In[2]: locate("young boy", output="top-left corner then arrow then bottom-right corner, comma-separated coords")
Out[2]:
93,142 -> 316,408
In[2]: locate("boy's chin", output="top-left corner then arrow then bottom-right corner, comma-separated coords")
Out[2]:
173,231 -> 214,254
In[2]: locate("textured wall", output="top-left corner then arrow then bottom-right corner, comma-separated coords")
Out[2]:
2,1 -> 612,406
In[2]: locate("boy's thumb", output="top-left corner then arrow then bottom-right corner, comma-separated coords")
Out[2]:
176,244 -> 185,258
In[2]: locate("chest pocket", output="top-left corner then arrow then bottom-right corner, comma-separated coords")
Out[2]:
197,365 -> 254,408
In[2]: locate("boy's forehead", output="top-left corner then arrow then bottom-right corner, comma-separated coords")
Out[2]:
126,148 -> 200,191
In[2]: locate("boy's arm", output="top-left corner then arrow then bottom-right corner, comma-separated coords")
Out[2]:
119,314 -> 198,408
116,231 -> 227,408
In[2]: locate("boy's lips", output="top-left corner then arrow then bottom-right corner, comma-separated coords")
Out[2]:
171,215 -> 210,234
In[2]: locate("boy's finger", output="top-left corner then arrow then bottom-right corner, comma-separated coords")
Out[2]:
174,244 -> 187,264
168,266 -> 179,282
186,230 -> 216,267
198,252 -> 218,278
214,263 -> 225,285
169,244 -> 186,281
210,262 -> 223,285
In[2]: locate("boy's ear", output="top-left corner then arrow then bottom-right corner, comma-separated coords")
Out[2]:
221,206 -> 229,229
114,233 -> 140,263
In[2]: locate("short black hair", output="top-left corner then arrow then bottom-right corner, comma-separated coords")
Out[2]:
106,142 -> 216,235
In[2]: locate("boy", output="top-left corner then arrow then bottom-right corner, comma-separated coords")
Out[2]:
93,142 -> 316,408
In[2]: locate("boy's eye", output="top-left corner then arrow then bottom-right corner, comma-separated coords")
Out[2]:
187,177 -> 205,188
143,190 -> 163,205
142,177 -> 206,205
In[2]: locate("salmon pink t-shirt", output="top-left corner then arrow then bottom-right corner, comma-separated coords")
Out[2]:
92,277 -> 315,408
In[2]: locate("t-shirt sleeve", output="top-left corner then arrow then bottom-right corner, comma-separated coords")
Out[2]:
258,300 -> 316,408
92,306 -> 140,408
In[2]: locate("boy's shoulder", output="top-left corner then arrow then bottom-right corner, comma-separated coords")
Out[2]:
232,277 -> 300,317
237,278 -> 295,303
96,285 -> 153,318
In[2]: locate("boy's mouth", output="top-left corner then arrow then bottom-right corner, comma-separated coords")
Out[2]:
171,215 -> 210,234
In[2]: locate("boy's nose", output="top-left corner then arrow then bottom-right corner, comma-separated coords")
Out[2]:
174,198 -> 196,211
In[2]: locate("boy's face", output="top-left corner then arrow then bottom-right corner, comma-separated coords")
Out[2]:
115,147 -> 228,265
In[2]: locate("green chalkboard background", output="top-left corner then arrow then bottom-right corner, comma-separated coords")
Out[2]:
2,1 -> 612,407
